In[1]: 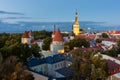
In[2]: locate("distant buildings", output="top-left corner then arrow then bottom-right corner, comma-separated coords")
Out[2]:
21,11 -> 120,80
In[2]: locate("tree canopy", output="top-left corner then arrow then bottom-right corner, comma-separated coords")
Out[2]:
64,38 -> 90,52
34,30 -> 52,39
70,49 -> 108,80
42,37 -> 52,50
102,33 -> 109,38
0,56 -> 34,80
0,32 -> 41,61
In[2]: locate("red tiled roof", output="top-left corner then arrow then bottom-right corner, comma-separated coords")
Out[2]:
22,31 -> 29,38
76,34 -> 96,40
53,29 -> 63,42
115,57 -> 120,61
112,31 -> 120,34
107,60 -> 120,75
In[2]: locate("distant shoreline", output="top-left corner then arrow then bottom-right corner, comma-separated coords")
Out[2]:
0,22 -> 120,33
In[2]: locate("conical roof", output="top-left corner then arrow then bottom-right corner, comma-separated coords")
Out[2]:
29,30 -> 34,36
53,29 -> 63,42
74,10 -> 79,25
22,31 -> 29,38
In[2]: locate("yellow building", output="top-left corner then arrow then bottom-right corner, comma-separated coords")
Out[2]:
73,10 -> 80,35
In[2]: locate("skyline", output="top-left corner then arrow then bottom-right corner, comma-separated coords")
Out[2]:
0,0 -> 120,25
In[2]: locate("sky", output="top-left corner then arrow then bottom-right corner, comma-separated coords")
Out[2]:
0,0 -> 120,25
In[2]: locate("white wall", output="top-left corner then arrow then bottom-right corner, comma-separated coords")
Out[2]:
50,43 -> 64,54
31,64 -> 48,75
102,41 -> 116,47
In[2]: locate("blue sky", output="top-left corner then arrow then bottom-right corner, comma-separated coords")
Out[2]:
0,0 -> 120,24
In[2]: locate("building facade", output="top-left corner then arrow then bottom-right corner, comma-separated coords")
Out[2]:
21,30 -> 34,44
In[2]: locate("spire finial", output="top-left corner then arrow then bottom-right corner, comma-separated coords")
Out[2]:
54,24 -> 56,33
76,9 -> 78,15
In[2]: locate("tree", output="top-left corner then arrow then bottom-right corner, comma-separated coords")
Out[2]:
0,56 -> 34,80
117,39 -> 120,47
96,39 -> 102,43
70,49 -> 108,80
102,47 -> 118,57
31,43 -> 41,58
0,52 -> 2,64
34,30 -> 52,39
42,37 -> 52,50
102,33 -> 109,38
64,38 -> 90,52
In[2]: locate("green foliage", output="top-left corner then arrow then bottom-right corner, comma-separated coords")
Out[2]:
96,39 -> 102,43
31,44 -> 41,58
0,56 -> 34,80
102,48 -> 118,57
0,32 -> 43,61
102,33 -> 109,38
34,30 -> 52,39
0,53 -> 2,64
42,37 -> 52,50
62,33 -> 69,37
64,38 -> 90,52
117,39 -> 120,47
71,49 -> 108,80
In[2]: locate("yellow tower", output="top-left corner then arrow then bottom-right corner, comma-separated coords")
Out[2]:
73,10 -> 80,35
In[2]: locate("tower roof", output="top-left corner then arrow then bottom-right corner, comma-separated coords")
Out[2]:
22,31 -> 29,38
74,10 -> 79,25
53,29 -> 63,42
28,30 -> 34,36
52,24 -> 56,35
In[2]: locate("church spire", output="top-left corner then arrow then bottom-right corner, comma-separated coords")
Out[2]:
74,9 -> 79,25
54,24 -> 56,33
73,10 -> 80,35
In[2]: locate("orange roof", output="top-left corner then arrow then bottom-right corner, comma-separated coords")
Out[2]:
53,29 -> 63,42
76,34 -> 96,40
112,30 -> 120,34
22,31 -> 29,38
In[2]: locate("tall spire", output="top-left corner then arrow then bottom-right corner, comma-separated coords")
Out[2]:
74,9 -> 79,25
54,24 -> 56,33
73,9 -> 80,35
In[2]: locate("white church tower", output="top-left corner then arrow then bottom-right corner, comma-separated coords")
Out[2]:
50,29 -> 64,54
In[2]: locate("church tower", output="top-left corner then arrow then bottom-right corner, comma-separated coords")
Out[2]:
73,10 -> 80,35
50,29 -> 64,54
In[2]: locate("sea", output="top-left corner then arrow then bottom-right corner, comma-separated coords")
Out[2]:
0,21 -> 120,33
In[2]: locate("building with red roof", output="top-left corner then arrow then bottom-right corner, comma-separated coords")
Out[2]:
53,29 -> 64,42
50,29 -> 64,54
107,60 -> 120,75
76,34 -> 96,40
21,30 -> 34,44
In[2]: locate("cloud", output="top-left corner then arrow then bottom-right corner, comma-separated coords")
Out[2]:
0,17 -> 31,20
0,10 -> 24,15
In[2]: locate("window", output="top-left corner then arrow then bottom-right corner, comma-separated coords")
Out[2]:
61,63 -> 62,67
58,64 -> 59,67
55,64 -> 57,68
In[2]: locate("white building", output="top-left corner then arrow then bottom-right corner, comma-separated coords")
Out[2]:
21,30 -> 34,44
50,29 -> 64,54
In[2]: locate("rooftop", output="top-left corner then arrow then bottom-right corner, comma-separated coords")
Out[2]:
53,29 -> 64,42
25,54 -> 66,67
